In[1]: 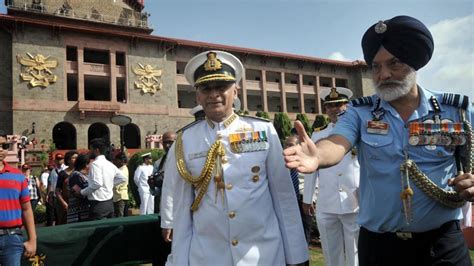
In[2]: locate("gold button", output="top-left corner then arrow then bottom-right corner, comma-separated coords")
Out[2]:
222,156 -> 228,164
229,211 -> 236,218
251,166 -> 260,173
252,175 -> 259,182
217,133 -> 223,139
231,239 -> 239,246
226,183 -> 233,190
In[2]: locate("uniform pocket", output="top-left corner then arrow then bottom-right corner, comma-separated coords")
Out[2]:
360,133 -> 394,161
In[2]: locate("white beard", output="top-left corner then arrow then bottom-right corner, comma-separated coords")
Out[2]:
374,70 -> 417,102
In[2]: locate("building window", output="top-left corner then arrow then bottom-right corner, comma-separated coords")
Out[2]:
84,48 -> 109,64
66,46 -> 77,61
84,75 -> 110,101
117,77 -> 126,103
176,62 -> 187,74
116,52 -> 125,66
67,74 -> 78,101
88,123 -> 110,146
124,123 -> 140,149
319,77 -> 332,87
53,122 -> 77,149
336,78 -> 348,88
177,85 -> 195,108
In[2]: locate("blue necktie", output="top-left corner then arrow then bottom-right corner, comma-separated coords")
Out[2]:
290,169 -> 300,196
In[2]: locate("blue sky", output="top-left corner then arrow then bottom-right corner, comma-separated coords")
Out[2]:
145,0 -> 473,99
1,0 -> 473,98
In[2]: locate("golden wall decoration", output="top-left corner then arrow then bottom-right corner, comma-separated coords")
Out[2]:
132,63 -> 163,94
17,53 -> 58,88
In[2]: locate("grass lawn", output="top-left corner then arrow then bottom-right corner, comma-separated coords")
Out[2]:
308,246 -> 474,265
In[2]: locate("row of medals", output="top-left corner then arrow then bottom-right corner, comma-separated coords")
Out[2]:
408,122 -> 466,146
229,131 -> 269,153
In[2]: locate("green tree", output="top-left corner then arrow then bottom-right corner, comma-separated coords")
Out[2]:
296,113 -> 313,136
312,114 -> 330,132
127,149 -> 164,208
256,111 -> 270,119
273,112 -> 292,144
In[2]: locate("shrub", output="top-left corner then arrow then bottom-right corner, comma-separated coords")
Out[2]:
273,112 -> 292,144
296,113 -> 313,136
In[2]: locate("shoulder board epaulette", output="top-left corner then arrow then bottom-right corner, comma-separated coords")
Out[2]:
350,96 -> 373,107
239,114 -> 270,122
441,93 -> 470,110
176,119 -> 202,133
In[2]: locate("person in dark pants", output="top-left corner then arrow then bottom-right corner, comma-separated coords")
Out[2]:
284,15 -> 473,266
72,138 -> 127,220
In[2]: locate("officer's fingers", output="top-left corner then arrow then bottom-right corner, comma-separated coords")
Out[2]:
294,121 -> 312,144
458,186 -> 474,201
451,174 -> 474,190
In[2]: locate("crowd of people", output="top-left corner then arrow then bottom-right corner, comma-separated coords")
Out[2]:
1,14 -> 474,266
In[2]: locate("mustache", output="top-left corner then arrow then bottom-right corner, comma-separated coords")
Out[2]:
377,80 -> 405,88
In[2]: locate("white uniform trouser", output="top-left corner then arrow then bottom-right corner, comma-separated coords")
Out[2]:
316,211 -> 359,266
138,188 -> 154,215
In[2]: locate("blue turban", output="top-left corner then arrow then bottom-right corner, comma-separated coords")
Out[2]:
362,15 -> 434,70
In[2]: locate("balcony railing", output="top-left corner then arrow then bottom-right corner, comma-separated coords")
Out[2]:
6,0 -> 151,29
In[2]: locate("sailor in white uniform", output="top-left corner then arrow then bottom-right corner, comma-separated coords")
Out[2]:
165,50 -> 308,266
303,87 -> 360,266
134,152 -> 154,215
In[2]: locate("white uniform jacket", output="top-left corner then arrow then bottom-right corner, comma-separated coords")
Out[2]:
167,114 -> 308,266
161,157 -> 174,229
303,123 -> 360,214
134,164 -> 153,193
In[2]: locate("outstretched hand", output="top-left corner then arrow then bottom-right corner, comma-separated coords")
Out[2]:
283,121 -> 320,173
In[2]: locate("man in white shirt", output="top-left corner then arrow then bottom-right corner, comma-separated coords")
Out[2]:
135,152 -> 154,215
73,138 -> 127,220
303,87 -> 360,266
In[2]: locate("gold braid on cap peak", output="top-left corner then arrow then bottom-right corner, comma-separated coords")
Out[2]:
175,131 -> 226,211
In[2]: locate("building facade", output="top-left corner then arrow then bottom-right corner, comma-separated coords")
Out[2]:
0,0 -> 374,150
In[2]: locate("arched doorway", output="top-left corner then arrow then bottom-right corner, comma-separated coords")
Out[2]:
124,123 -> 140,149
88,123 -> 110,147
52,122 -> 77,149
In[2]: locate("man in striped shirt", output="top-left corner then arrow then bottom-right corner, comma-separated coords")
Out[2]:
0,135 -> 36,265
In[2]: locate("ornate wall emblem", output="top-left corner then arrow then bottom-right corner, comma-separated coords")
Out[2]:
132,63 -> 163,94
17,53 -> 58,88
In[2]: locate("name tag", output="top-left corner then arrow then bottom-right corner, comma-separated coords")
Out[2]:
367,120 -> 389,135
188,151 -> 207,160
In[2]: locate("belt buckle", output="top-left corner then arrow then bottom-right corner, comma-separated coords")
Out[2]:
395,232 -> 412,240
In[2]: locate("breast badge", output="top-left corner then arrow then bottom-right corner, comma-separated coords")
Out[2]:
229,130 -> 269,153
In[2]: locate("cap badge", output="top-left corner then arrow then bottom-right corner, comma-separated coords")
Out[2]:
374,20 -> 387,34
204,52 -> 222,71
329,88 -> 339,99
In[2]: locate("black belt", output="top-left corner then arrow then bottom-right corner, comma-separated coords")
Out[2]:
0,227 -> 22,236
362,220 -> 460,241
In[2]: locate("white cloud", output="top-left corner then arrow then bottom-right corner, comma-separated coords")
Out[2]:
328,51 -> 350,61
418,15 -> 474,100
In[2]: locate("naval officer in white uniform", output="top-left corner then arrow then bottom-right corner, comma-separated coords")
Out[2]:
164,50 -> 308,266
303,87 -> 360,266
134,152 -> 155,215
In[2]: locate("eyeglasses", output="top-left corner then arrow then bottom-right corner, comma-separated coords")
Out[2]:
1,143 -> 11,150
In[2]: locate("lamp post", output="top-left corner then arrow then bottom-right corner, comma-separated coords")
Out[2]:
110,114 -> 132,151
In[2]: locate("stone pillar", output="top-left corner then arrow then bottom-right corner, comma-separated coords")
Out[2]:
298,74 -> 304,113
110,50 -> 117,103
261,70 -> 268,112
241,68 -> 248,111
280,72 -> 287,113
314,75 -> 322,114
77,47 -> 84,101
331,77 -> 336,88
